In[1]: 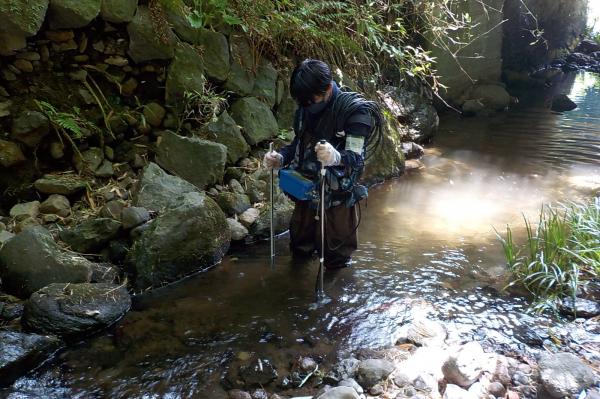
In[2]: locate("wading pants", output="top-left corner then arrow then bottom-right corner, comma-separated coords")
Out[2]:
289,201 -> 358,269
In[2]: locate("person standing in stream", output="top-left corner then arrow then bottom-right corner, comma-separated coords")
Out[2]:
263,58 -> 382,269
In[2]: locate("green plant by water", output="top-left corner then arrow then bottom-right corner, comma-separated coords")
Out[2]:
496,198 -> 600,313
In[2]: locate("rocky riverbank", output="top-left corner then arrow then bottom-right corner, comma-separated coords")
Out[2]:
218,315 -> 600,399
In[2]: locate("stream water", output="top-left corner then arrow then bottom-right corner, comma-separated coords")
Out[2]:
3,72 -> 600,398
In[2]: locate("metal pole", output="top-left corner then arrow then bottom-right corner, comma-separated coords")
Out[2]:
269,142 -> 275,267
316,140 -> 326,301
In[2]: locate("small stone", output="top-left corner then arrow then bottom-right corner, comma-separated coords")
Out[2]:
121,207 -> 151,230
10,201 -> 40,221
0,139 -> 26,167
57,39 -> 78,52
100,200 -> 125,221
227,218 -> 248,241
95,160 -> 114,178
143,103 -> 166,127
369,383 -> 384,395
15,217 -> 40,233
16,52 -> 41,61
105,56 -> 128,67
42,214 -> 60,224
40,45 -> 50,62
228,390 -> 251,399
79,33 -> 88,53
40,194 -> 71,217
69,70 -> 88,82
0,86 -> 9,97
229,179 -> 245,194
251,389 -> 268,399
73,55 -> 89,62
339,378 -> 364,394
2,69 -> 17,81
49,142 -> 65,159
104,146 -> 114,161
45,30 -> 75,42
132,154 -> 145,169
13,59 -> 33,73
238,208 -> 259,227
121,78 -> 138,96
93,40 -> 105,53
487,382 -> 506,397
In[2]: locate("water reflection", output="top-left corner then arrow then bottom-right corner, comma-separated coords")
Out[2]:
4,73 -> 600,398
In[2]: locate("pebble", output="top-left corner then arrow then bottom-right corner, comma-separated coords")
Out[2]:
45,30 -> 74,42
105,56 -> 128,67
13,59 -> 33,73
16,52 -> 40,61
2,69 -> 17,82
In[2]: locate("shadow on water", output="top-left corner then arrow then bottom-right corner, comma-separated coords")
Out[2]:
4,72 -> 600,398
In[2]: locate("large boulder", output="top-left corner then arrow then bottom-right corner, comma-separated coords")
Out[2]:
156,130 -> 227,190
128,191 -> 230,289
201,110 -> 250,164
11,111 -> 50,147
0,330 -> 61,387
100,0 -> 137,23
48,0 -> 101,29
224,34 -> 255,95
165,43 -> 205,105
127,6 -> 177,63
356,359 -> 394,389
59,218 -> 121,253
197,28 -> 230,81
252,59 -> 278,107
0,0 -> 49,55
132,162 -> 200,212
0,139 -> 26,167
0,226 -> 93,298
22,283 -> 131,337
34,174 -> 88,195
230,97 -> 279,146
276,86 -> 297,130
538,352 -> 598,398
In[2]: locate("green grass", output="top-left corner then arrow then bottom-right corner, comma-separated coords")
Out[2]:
495,198 -> 600,313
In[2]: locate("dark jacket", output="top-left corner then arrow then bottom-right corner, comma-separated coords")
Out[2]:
279,81 -> 374,208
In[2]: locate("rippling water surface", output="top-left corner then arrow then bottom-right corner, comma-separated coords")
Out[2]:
4,73 -> 600,398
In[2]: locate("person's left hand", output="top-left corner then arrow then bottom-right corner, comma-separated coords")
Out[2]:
314,141 -> 341,166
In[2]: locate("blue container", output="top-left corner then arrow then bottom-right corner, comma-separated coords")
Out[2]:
278,169 -> 316,200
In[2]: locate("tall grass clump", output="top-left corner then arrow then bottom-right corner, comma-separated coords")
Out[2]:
495,198 -> 600,313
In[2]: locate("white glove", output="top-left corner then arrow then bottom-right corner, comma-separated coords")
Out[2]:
263,150 -> 283,170
314,141 -> 341,166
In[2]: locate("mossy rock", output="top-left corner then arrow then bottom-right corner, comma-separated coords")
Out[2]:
165,43 -> 205,105
224,33 -> 255,95
48,0 -> 101,29
127,6 -> 177,63
230,97 -> 278,146
201,110 -> 250,164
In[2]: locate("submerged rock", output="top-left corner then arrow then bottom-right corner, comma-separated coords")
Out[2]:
22,282 -> 131,337
551,94 -> 578,112
0,330 -> 61,387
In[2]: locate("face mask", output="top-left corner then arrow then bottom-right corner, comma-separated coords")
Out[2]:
305,100 -> 328,114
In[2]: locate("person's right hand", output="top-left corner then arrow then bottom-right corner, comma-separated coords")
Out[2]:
263,150 -> 283,170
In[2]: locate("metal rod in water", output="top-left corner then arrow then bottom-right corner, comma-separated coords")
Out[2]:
269,142 -> 275,267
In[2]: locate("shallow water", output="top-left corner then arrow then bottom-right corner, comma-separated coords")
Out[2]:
4,72 -> 600,398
